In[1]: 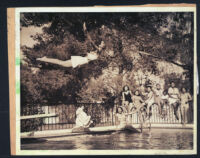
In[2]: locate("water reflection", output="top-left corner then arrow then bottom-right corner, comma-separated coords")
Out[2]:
21,129 -> 193,150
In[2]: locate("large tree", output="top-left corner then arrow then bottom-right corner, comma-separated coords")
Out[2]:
20,12 -> 194,105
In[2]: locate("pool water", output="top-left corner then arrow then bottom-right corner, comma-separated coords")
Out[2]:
21,128 -> 193,150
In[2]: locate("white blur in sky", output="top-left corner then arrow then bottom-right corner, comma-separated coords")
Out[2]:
20,26 -> 43,48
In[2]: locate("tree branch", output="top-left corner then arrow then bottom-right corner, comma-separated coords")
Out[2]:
138,51 -> 190,70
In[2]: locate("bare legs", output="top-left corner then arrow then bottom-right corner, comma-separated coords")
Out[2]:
171,102 -> 180,120
37,56 -> 73,67
180,106 -> 189,124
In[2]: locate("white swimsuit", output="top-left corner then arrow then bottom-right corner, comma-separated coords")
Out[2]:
71,56 -> 88,68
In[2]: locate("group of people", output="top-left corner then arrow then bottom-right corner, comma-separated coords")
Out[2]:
74,81 -> 193,129
121,81 -> 193,124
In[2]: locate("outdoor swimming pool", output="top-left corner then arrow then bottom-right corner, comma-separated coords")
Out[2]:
21,128 -> 193,150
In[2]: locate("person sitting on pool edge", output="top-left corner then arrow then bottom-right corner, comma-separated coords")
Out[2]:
143,86 -> 154,119
75,106 -> 93,128
122,85 -> 134,113
131,90 -> 144,110
168,81 -> 180,120
131,90 -> 146,123
153,83 -> 164,116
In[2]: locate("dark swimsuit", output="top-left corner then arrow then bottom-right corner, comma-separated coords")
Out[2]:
124,92 -> 133,103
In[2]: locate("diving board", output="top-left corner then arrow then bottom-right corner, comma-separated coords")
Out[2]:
20,113 -> 57,120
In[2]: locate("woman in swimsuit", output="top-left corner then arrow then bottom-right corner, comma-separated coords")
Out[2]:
122,85 -> 133,113
36,45 -> 104,68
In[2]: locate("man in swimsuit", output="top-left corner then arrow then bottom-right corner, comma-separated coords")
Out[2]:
180,87 -> 192,124
153,84 -> 164,116
168,81 -> 180,120
144,86 -> 154,118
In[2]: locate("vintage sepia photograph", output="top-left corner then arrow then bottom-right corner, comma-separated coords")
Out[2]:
11,6 -> 197,155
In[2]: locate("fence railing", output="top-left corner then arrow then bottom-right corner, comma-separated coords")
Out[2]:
21,103 -> 193,132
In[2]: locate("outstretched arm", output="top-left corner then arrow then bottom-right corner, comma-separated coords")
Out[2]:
122,92 -> 125,102
187,93 -> 193,102
37,56 -> 72,67
83,22 -> 104,52
188,93 -> 192,100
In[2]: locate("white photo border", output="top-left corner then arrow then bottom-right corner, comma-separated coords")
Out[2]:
15,6 -> 197,155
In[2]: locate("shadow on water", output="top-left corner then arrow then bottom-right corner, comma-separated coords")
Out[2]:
21,138 -> 47,144
21,129 -> 193,150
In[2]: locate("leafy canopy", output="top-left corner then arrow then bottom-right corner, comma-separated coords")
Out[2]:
20,12 -> 194,105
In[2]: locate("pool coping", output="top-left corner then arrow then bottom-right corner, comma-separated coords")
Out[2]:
21,123 -> 193,139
